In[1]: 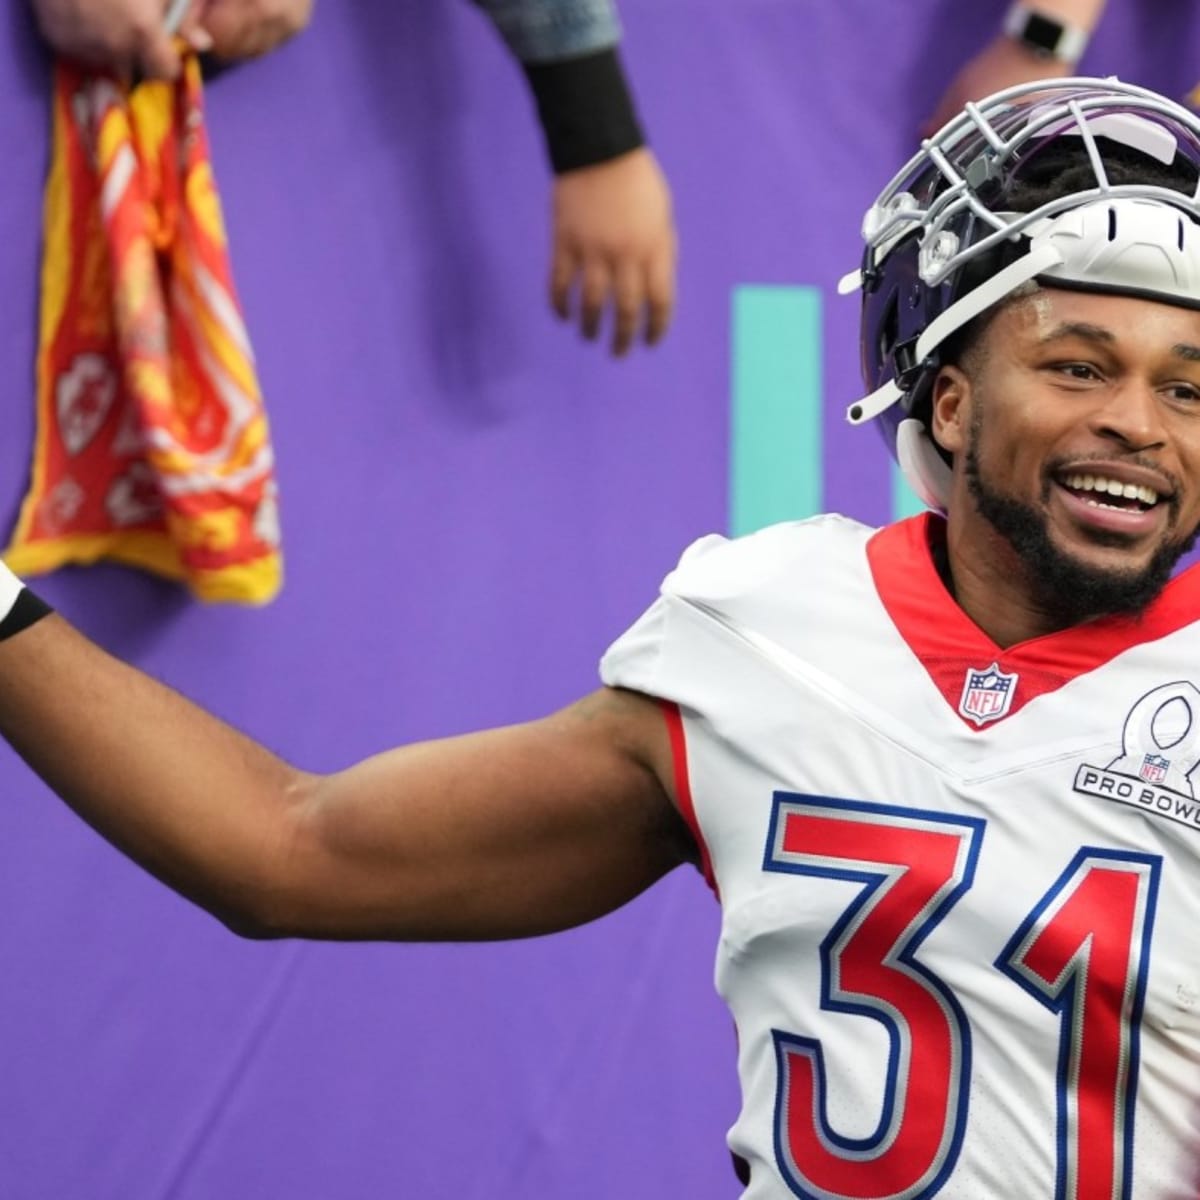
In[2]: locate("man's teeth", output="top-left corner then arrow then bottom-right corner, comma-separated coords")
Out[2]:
1062,473 -> 1160,506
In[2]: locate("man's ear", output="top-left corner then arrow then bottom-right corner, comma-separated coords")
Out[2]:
930,365 -> 970,456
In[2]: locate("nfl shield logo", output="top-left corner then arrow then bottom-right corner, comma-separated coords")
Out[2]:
958,662 -> 1019,726
1140,754 -> 1170,784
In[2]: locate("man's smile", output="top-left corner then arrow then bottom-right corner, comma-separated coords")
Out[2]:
1049,463 -> 1176,543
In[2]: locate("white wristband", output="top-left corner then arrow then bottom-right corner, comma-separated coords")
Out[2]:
0,560 -> 24,624
0,562 -> 52,643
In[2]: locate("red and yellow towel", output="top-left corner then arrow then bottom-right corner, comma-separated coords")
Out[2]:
8,56 -> 280,603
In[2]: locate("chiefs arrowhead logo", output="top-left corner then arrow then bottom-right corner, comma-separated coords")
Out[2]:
56,354 -> 117,456
105,462 -> 162,527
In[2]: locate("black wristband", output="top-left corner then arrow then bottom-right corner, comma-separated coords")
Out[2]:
0,588 -> 53,643
522,47 -> 646,174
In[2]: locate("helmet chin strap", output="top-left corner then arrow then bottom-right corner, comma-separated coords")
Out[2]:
850,196 -> 1200,509
846,241 -> 1063,427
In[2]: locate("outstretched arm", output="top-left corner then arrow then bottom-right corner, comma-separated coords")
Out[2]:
0,609 -> 692,942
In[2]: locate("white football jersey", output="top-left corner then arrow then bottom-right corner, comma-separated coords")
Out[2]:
601,513 -> 1200,1200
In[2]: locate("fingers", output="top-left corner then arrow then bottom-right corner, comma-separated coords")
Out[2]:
642,237 -> 676,348
579,257 -> 612,343
161,0 -> 192,36
201,4 -> 268,58
134,20 -> 182,79
177,0 -> 215,52
550,251 -> 678,357
549,244 -> 576,323
201,0 -> 312,60
550,218 -> 677,355
610,258 -> 642,357
550,254 -> 637,354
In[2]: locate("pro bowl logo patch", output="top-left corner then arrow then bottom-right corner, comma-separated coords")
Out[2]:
1074,682 -> 1200,833
958,662 -> 1018,726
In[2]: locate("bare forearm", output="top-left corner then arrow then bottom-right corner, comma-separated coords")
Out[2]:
0,614 -> 310,933
0,613 -> 688,943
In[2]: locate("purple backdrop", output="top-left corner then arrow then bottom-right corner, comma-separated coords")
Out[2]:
0,2 -> 1195,1196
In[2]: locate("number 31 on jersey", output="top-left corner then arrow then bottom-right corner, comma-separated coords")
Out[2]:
763,794 -> 1160,1200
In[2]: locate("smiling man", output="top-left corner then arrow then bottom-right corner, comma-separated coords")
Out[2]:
4,78 -> 1200,1198
940,289 -> 1200,641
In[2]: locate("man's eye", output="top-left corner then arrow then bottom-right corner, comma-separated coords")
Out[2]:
1164,383 -> 1200,404
1051,362 -> 1099,381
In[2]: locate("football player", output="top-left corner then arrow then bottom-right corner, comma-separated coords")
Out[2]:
6,77 -> 1200,1197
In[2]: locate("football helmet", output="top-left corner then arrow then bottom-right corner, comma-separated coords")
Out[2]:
844,78 -> 1200,509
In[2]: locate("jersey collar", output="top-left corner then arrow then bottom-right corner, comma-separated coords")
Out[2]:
867,513 -> 1200,729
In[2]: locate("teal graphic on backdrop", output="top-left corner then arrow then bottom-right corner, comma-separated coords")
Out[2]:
730,285 -> 924,534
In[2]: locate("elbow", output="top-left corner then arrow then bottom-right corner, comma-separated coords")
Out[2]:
200,884 -> 300,940
214,889 -> 347,943
212,771 -> 325,941
217,906 -> 292,941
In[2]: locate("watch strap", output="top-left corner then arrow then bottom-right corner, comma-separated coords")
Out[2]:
1003,3 -> 1090,64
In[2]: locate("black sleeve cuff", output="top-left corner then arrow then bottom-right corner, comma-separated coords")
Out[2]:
0,588 -> 52,643
522,47 -> 646,174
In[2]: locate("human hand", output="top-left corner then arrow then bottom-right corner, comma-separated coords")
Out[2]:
32,0 -> 202,79
195,0 -> 311,61
550,147 -> 677,357
922,35 -> 1071,139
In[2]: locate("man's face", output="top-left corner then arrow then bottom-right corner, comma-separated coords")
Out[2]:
932,288 -> 1200,621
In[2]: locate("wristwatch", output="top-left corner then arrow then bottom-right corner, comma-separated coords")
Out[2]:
1003,3 -> 1090,65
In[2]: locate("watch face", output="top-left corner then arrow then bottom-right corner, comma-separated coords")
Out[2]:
1022,12 -> 1063,54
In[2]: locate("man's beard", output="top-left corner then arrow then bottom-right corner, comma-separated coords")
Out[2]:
963,426 -> 1196,625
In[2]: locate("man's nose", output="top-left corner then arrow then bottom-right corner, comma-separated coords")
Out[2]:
1089,380 -> 1170,450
